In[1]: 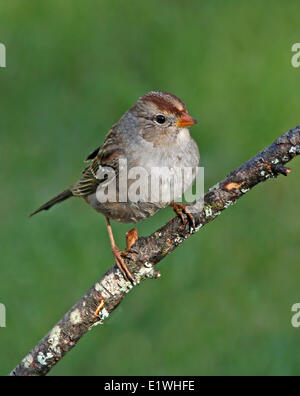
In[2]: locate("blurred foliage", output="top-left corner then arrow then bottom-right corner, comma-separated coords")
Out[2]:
0,0 -> 299,376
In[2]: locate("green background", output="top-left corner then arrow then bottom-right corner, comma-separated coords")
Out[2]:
1,0 -> 300,376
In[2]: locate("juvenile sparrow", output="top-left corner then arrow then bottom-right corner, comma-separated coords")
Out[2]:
31,91 -> 200,283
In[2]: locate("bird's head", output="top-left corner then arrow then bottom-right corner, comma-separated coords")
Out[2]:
129,91 -> 197,144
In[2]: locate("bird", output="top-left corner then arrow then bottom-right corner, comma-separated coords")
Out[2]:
30,91 -> 200,283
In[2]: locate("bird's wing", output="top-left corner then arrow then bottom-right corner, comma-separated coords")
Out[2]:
71,127 -> 123,197
71,156 -> 103,196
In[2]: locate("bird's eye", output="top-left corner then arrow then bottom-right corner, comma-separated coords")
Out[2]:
155,115 -> 166,124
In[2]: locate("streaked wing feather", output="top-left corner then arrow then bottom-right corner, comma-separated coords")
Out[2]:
72,132 -> 123,197
72,157 -> 103,196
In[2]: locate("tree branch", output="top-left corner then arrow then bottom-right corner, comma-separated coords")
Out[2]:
9,126 -> 300,376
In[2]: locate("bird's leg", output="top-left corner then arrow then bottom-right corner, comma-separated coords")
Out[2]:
105,217 -> 135,284
169,202 -> 196,230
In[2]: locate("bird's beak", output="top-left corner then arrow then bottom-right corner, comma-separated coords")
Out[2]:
176,113 -> 198,128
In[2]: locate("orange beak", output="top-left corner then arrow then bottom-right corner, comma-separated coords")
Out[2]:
176,113 -> 198,128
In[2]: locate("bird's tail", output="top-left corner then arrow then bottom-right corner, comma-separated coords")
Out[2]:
30,188 -> 73,217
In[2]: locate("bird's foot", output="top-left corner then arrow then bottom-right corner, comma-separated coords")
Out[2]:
112,245 -> 136,285
169,202 -> 196,230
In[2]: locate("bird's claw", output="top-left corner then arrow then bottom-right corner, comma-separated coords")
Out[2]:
169,203 -> 196,231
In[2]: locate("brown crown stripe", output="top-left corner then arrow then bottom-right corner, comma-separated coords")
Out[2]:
141,91 -> 187,116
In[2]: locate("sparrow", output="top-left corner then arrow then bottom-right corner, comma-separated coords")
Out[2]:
31,91 -> 200,283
